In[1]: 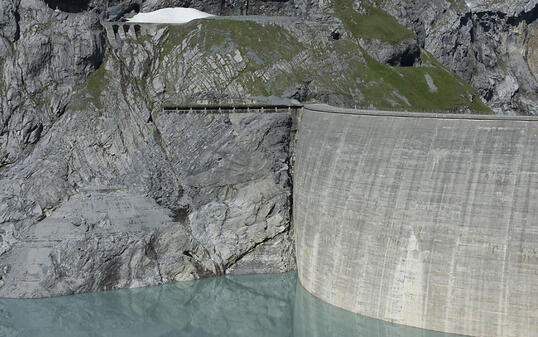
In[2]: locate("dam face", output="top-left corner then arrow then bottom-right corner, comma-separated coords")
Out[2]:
294,105 -> 538,337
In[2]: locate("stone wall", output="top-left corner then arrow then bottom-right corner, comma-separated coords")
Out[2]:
294,104 -> 538,336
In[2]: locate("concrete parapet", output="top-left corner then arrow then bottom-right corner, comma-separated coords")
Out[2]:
294,104 -> 538,336
305,103 -> 538,121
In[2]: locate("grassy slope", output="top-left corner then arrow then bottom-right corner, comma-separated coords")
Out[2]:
84,59 -> 108,109
358,49 -> 490,112
332,0 -> 413,42
78,15 -> 490,113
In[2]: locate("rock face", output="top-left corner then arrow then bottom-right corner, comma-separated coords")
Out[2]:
0,0 -> 533,299
139,0 -> 538,114
378,0 -> 538,114
1,1 -> 300,298
141,0 -> 328,18
0,0 -> 106,167
0,102 -> 294,297
0,31 -> 296,295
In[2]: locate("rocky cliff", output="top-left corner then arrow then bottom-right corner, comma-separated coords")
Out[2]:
141,0 -> 538,114
1,2 -> 298,298
379,0 -> 537,114
0,0 -> 535,298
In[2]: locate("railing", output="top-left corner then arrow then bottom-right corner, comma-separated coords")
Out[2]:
162,104 -> 302,114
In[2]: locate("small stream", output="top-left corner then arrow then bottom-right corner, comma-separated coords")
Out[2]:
0,272 -> 463,337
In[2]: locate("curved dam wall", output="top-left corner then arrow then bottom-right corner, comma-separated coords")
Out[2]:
294,105 -> 538,337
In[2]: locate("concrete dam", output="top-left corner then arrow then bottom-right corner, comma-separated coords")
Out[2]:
294,105 -> 538,337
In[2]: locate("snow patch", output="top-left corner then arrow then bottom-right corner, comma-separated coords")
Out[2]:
128,7 -> 214,24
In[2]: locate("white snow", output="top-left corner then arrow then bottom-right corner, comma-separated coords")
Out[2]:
128,8 -> 214,24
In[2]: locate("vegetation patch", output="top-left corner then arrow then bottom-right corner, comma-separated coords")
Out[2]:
162,20 -> 305,98
75,19 -> 490,114
163,20 -> 303,60
358,49 -> 490,112
70,54 -> 110,110
87,66 -> 106,98
332,0 -> 413,42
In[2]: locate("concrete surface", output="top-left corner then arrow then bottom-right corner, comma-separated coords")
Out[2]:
294,104 -> 538,337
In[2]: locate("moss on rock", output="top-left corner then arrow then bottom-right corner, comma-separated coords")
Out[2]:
76,18 -> 490,114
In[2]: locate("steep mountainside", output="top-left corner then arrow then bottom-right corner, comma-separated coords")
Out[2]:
0,0 -> 535,297
142,0 -> 538,114
379,0 -> 537,114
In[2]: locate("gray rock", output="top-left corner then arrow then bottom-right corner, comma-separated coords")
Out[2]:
0,0 -> 106,167
379,0 -> 538,114
1,18 -> 298,295
0,108 -> 294,297
424,73 -> 437,92
141,0 -> 324,18
358,36 -> 420,66
102,0 -> 141,21
0,0 -> 535,299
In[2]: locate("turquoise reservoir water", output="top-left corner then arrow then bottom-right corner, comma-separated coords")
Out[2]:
0,272 -> 463,337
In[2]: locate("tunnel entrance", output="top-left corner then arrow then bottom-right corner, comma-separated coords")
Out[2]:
43,0 -> 90,13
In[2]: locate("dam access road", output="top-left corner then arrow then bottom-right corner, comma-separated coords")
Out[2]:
294,104 -> 538,337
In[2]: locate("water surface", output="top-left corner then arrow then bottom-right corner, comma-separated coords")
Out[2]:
0,272 -> 463,337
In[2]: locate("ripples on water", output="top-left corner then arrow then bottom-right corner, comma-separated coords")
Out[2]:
0,272 -> 463,337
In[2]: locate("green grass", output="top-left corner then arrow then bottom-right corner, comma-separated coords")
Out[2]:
162,20 -> 489,113
162,20 -> 305,98
198,20 -> 302,60
73,18 -> 490,114
86,63 -> 106,99
470,95 -> 491,113
163,20 -> 302,60
68,54 -> 110,110
332,0 -> 413,42
357,49 -> 491,112
84,61 -> 107,108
